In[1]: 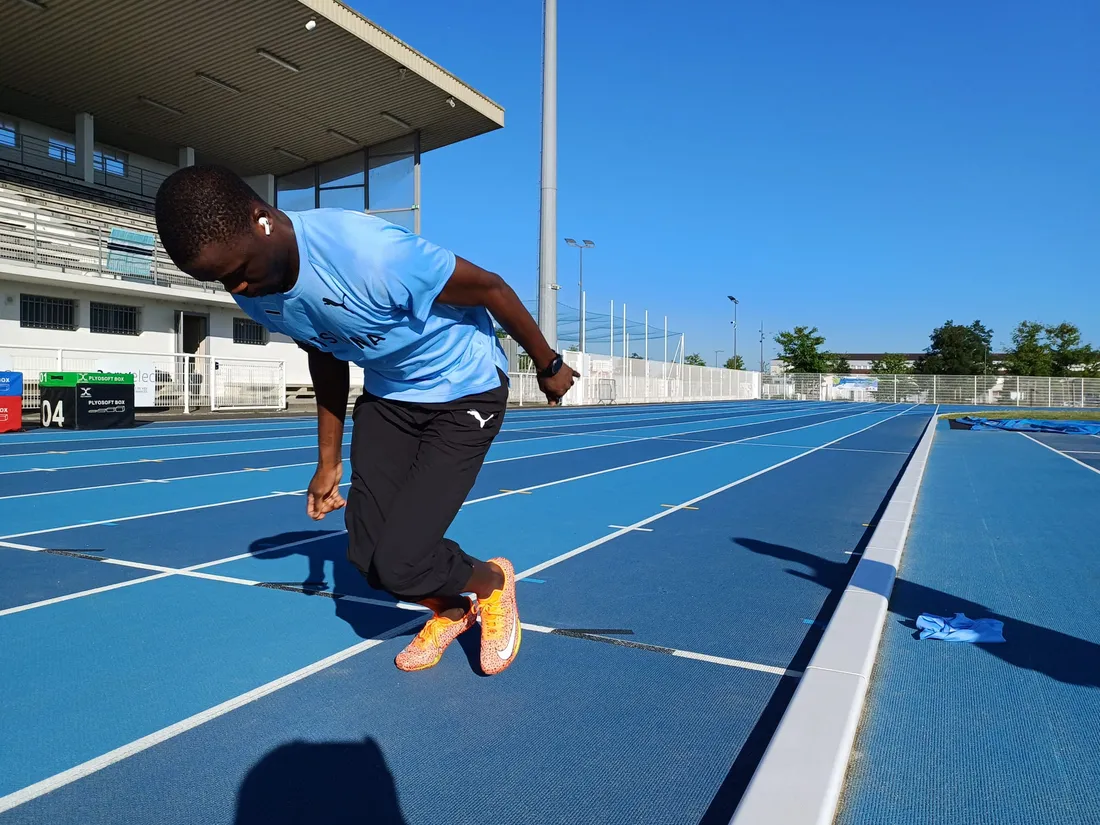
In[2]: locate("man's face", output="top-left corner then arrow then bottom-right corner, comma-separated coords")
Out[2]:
184,211 -> 294,298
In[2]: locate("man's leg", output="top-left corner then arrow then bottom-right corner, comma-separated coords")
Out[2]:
344,394 -> 466,608
364,376 -> 519,673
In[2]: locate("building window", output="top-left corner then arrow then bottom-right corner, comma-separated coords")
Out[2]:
90,301 -> 140,336
48,138 -> 76,165
20,294 -> 77,330
0,120 -> 15,148
95,150 -> 127,177
319,150 -> 365,211
275,167 -> 317,211
233,317 -> 267,346
47,138 -> 127,176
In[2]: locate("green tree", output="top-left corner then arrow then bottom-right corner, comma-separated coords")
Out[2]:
630,352 -> 643,359
1045,323 -> 1094,377
724,355 -> 746,370
774,326 -> 831,373
870,353 -> 911,374
826,354 -> 851,374
1002,321 -> 1052,376
684,353 -> 707,366
913,320 -> 993,375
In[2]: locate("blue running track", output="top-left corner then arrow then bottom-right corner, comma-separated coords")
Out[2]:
838,421 -> 1100,825
1,400 -> 935,824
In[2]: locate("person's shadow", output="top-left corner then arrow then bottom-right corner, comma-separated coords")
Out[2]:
248,530 -> 411,640
699,535 -> 1100,825
247,530 -> 490,672
734,536 -> 1100,687
234,736 -> 407,824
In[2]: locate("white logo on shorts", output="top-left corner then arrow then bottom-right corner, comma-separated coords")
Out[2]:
466,410 -> 495,429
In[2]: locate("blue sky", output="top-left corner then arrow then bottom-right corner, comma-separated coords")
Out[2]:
351,0 -> 1099,364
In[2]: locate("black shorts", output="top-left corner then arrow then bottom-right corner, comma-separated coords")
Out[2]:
343,370 -> 509,602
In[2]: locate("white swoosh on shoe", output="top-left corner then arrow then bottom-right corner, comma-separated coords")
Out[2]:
497,611 -> 518,660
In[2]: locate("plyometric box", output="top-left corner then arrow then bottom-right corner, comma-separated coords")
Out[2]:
39,372 -> 136,430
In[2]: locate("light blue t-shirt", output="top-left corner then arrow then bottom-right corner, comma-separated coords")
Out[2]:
233,209 -> 509,403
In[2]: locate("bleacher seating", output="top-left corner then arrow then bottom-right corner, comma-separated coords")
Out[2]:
0,161 -> 156,215
0,167 -> 214,294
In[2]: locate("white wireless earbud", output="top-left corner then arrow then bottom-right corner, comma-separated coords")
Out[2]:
259,217 -> 272,236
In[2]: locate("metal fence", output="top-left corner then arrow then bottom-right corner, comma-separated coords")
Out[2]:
763,373 -> 1100,408
507,351 -> 760,406
0,345 -> 286,412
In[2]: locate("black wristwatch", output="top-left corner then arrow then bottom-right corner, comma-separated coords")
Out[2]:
537,353 -> 564,379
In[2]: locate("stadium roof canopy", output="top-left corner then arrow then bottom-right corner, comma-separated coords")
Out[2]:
0,0 -> 505,176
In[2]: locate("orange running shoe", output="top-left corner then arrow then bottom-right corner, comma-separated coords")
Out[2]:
395,602 -> 477,672
479,557 -> 521,675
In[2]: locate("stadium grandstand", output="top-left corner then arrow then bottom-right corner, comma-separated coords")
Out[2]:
0,0 -> 504,411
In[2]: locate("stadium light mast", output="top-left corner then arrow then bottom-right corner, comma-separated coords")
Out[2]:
565,238 -> 594,351
537,0 -> 558,350
728,295 -> 739,365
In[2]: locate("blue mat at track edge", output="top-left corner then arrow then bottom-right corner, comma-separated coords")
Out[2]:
952,417 -> 1100,435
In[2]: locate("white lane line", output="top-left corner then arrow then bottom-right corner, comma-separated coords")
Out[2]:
1,536 -> 800,680
0,614 -> 429,815
519,623 -> 800,677
0,540 -> 426,616
516,406 -> 917,581
0,405 -> 894,535
0,440 -> 346,477
0,426 -> 317,451
1018,433 -> 1100,477
0,573 -> 174,617
739,443 -> 910,456
0,464 -> 318,501
0,493 -> 301,541
0,433 -> 324,463
608,524 -> 654,532
671,649 -> 800,677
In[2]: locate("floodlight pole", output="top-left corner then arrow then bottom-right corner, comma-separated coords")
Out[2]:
565,239 -> 594,351
728,295 -> 739,365
537,0 -> 558,349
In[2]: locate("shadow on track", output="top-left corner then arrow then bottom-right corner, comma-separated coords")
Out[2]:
235,736 -> 407,825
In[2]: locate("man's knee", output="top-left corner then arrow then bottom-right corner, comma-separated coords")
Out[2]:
367,532 -> 468,600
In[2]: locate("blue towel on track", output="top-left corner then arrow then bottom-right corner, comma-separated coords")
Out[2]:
917,612 -> 1005,643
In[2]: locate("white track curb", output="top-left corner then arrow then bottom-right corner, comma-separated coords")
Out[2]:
730,411 -> 940,825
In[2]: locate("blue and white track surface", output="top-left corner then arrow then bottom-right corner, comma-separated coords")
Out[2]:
836,420 -> 1100,825
4,400 -> 1081,824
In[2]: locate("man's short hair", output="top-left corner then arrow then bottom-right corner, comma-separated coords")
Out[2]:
155,165 -> 262,268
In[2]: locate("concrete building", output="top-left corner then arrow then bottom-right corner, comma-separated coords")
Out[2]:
0,0 -> 503,410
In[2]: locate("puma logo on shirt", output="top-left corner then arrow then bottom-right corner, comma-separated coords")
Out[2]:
466,410 -> 495,429
322,295 -> 349,311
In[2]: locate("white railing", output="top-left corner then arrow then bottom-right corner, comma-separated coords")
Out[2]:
507,352 -> 762,406
0,193 -> 215,294
0,345 -> 286,412
762,373 -> 1100,408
